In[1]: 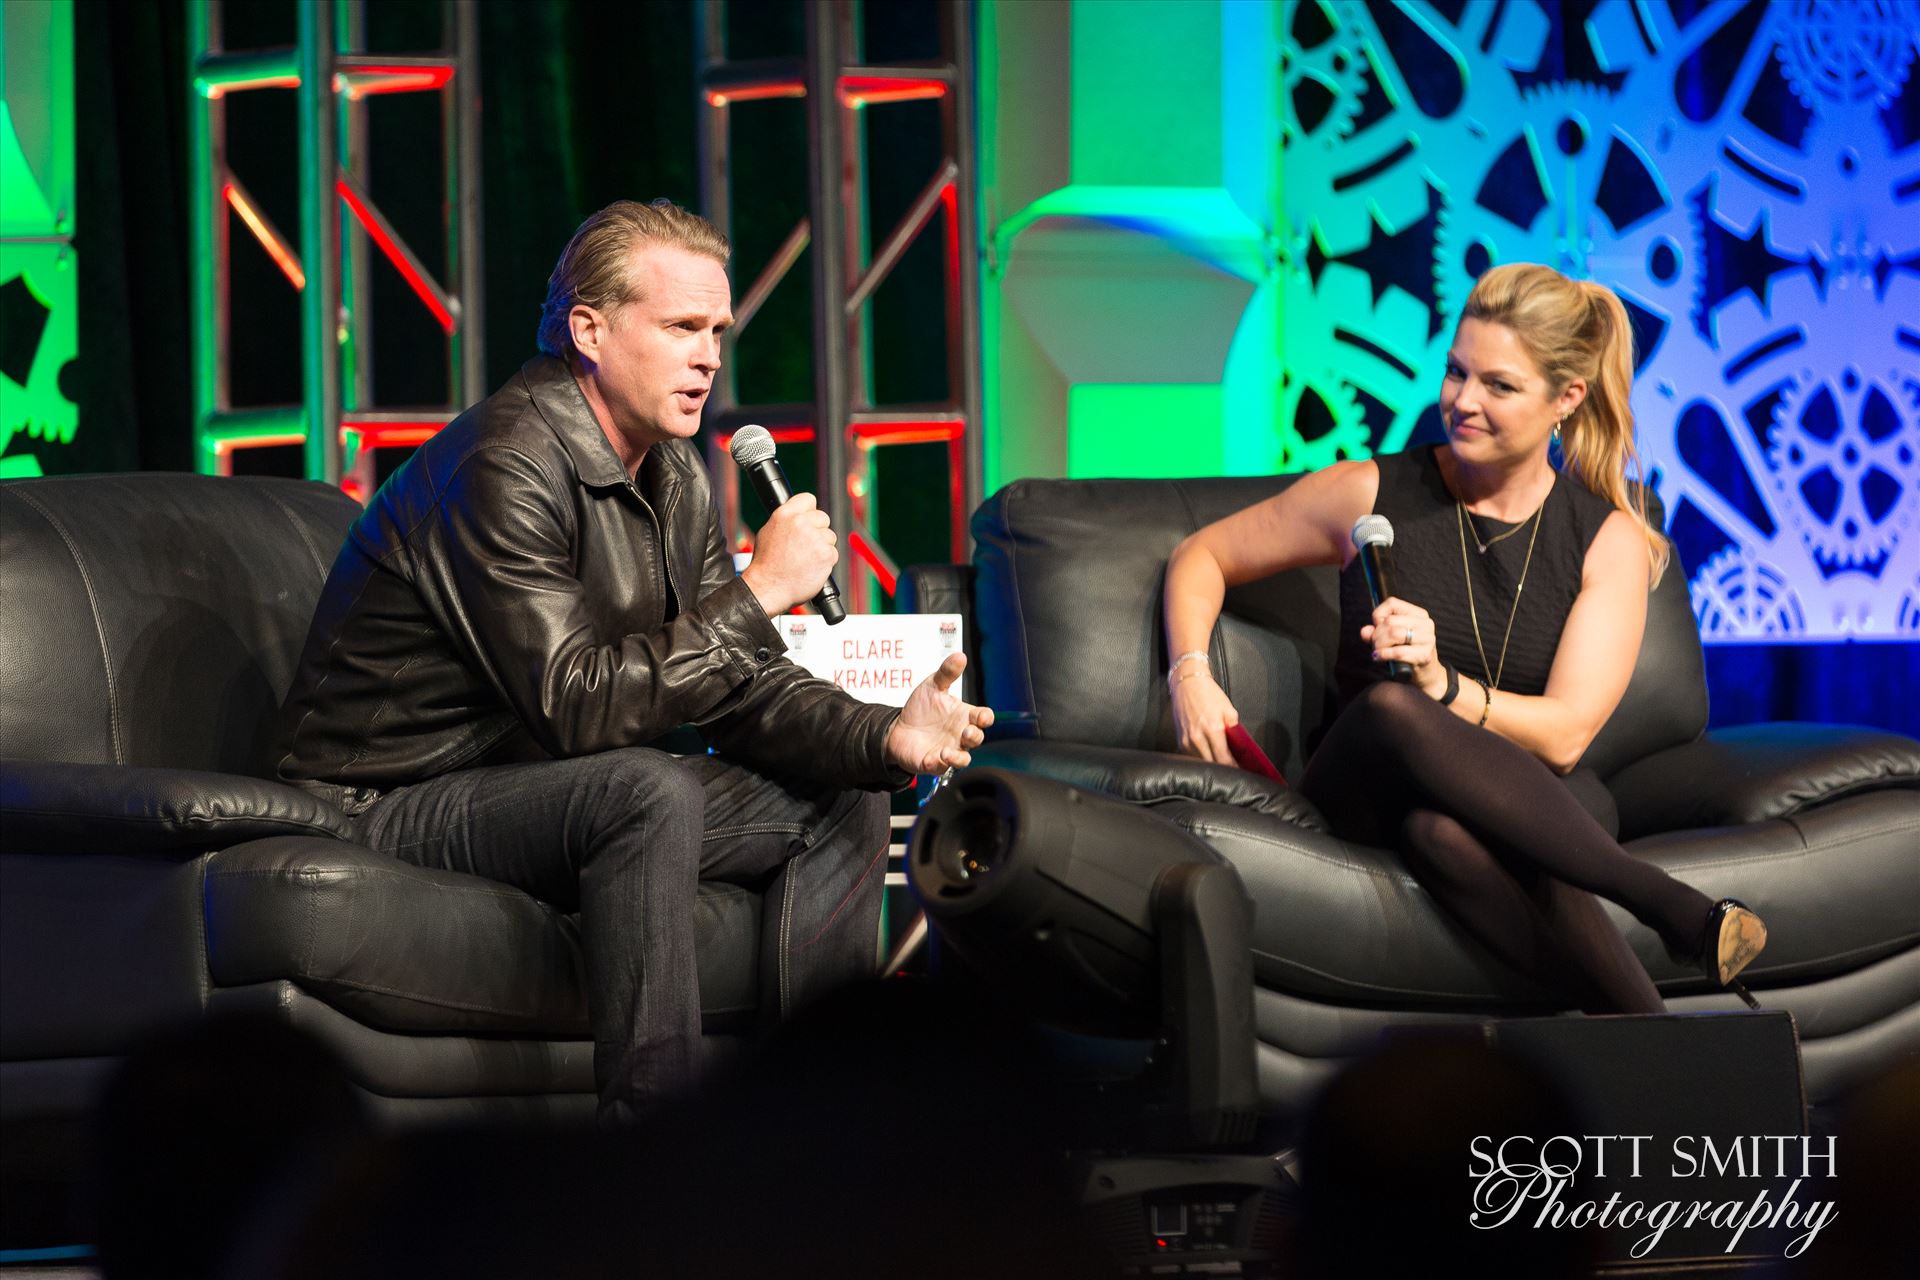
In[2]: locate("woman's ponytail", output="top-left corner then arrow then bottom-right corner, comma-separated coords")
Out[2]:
1466,266 -> 1671,587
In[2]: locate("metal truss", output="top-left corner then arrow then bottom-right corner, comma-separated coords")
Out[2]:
188,0 -> 482,496
696,0 -> 984,610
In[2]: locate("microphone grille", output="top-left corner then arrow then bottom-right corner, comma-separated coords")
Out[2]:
729,424 -> 776,466
1352,515 -> 1395,549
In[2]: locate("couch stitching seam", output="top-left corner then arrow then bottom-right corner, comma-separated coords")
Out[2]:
1634,815 -> 1920,870
1177,819 -> 1407,881
289,974 -> 571,1021
1249,947 -> 1494,1001
260,485 -> 329,580
12,488 -> 125,763
208,865 -> 548,904
1003,485 -> 1037,721
303,866 -> 319,976
9,806 -> 346,837
194,855 -> 214,1011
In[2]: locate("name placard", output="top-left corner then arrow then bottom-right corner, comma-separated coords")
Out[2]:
774,613 -> 963,707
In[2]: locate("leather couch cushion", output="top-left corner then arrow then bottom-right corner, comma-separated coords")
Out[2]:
1616,789 -> 1920,988
0,475 -> 358,774
1608,724 -> 1920,838
202,837 -> 759,1035
1,761 -> 353,852
971,476 -> 1343,781
210,981 -> 597,1099
1153,787 -> 1920,1006
973,740 -> 1329,831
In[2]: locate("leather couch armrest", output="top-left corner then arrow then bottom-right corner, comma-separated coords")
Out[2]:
1608,724 -> 1920,840
0,760 -> 354,853
204,836 -> 586,1035
972,740 -> 1328,832
898,563 -> 978,707
896,562 -> 975,617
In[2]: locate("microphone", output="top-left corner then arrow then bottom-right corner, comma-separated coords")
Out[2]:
729,424 -> 847,625
1351,515 -> 1411,681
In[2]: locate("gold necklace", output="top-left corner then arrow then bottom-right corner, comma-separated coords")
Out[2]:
1456,495 -> 1546,691
1463,509 -> 1531,555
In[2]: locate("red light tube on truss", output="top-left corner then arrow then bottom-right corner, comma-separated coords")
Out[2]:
717,425 -> 817,451
341,420 -> 445,451
840,76 -> 948,106
339,63 -> 456,99
850,419 -> 965,447
847,529 -> 899,596
335,180 -> 457,334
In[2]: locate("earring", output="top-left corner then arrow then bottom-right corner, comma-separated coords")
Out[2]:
1551,418 -> 1563,444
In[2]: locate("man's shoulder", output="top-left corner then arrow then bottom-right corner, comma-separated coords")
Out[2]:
457,362 -> 563,446
353,365 -> 573,546
420,362 -> 576,479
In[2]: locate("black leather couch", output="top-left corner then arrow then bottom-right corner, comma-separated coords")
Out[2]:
901,474 -> 1920,1116
0,474 -> 770,1135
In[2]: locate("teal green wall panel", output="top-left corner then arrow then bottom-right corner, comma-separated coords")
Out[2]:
1069,383 -> 1225,479
0,0 -> 76,478
1068,0 -> 1222,188
979,0 -> 1280,490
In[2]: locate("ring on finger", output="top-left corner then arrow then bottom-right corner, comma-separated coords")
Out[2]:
1402,625 -> 1413,645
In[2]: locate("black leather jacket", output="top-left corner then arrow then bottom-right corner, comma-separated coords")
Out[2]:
275,356 -> 903,796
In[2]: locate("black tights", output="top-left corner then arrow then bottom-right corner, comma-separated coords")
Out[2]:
1299,681 -> 1714,1015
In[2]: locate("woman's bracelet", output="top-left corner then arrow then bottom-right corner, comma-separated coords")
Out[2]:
1167,650 -> 1209,694
1169,650 -> 1209,675
1437,663 -> 1461,707
1471,675 -> 1492,727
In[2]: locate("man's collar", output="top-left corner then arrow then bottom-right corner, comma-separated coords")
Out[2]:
520,355 -> 632,488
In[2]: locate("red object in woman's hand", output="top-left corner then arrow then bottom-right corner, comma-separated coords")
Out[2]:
1225,723 -> 1286,785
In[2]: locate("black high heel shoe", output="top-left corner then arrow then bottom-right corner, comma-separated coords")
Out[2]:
1675,899 -> 1769,1010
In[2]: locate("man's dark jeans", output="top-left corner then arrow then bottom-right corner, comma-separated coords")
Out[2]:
348,748 -> 890,1122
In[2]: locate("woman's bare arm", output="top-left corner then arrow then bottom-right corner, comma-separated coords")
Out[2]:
1164,460 -> 1377,761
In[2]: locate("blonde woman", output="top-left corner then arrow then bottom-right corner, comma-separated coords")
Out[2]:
1163,263 -> 1767,1011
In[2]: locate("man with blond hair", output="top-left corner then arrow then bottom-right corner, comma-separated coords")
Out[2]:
276,198 -> 990,1122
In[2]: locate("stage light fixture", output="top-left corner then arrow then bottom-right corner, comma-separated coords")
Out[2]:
908,768 -> 1258,1149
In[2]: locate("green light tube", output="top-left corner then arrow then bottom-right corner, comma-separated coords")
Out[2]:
199,407 -> 305,442
295,0 -> 340,483
187,1 -> 219,473
192,49 -> 300,96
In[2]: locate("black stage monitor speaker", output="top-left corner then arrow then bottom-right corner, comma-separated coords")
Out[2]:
1468,1011 -> 1814,1269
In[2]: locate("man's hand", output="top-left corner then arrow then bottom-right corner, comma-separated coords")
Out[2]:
886,652 -> 994,775
741,492 -> 838,618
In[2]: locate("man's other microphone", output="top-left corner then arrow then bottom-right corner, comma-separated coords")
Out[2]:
1352,515 -> 1411,681
730,424 -> 848,624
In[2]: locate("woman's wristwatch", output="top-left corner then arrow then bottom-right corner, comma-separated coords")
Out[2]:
1437,663 -> 1461,707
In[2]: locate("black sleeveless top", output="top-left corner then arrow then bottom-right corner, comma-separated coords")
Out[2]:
1334,447 -> 1616,708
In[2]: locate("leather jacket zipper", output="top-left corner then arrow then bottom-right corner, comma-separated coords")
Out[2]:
631,480 -> 680,615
